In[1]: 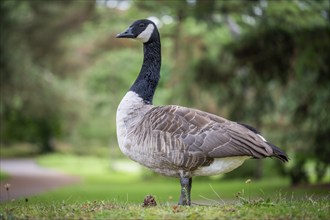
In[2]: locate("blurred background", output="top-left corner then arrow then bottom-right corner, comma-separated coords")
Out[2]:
0,0 -> 329,201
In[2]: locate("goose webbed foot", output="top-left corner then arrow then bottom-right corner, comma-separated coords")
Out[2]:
178,176 -> 192,206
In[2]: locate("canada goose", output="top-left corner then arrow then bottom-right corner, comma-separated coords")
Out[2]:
116,19 -> 288,206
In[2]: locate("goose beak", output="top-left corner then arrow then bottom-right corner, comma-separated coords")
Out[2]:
116,27 -> 135,38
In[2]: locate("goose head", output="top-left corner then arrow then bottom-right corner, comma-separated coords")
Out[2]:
116,19 -> 159,43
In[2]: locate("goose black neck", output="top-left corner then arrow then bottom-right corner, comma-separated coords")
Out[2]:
130,40 -> 161,105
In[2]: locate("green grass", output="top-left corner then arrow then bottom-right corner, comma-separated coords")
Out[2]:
1,195 -> 329,219
33,154 -> 328,202
0,144 -> 40,158
0,171 -> 9,181
0,153 -> 329,219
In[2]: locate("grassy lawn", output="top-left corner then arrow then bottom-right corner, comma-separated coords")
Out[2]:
0,171 -> 9,181
0,153 -> 329,219
1,198 -> 329,219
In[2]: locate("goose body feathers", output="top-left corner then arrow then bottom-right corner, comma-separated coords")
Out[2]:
117,91 -> 286,178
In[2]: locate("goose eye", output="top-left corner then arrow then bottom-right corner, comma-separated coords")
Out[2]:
139,23 -> 145,28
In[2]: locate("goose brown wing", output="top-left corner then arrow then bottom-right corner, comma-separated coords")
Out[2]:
141,105 -> 274,160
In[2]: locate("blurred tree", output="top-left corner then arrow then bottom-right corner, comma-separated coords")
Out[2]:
0,0 -> 94,152
192,0 -> 330,184
231,0 -> 330,185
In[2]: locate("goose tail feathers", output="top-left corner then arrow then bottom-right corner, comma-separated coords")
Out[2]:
266,142 -> 289,162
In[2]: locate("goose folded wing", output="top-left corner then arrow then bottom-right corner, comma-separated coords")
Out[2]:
143,105 -> 274,160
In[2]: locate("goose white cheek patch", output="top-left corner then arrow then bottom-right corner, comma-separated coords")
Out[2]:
137,24 -> 154,43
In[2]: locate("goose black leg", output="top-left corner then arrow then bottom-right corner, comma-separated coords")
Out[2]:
178,176 -> 192,205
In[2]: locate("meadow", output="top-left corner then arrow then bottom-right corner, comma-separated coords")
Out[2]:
0,153 -> 329,219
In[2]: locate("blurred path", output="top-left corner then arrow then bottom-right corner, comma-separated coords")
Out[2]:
0,159 -> 81,202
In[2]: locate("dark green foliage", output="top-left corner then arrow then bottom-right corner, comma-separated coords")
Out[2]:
186,0 -> 330,184
0,0 -> 93,152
